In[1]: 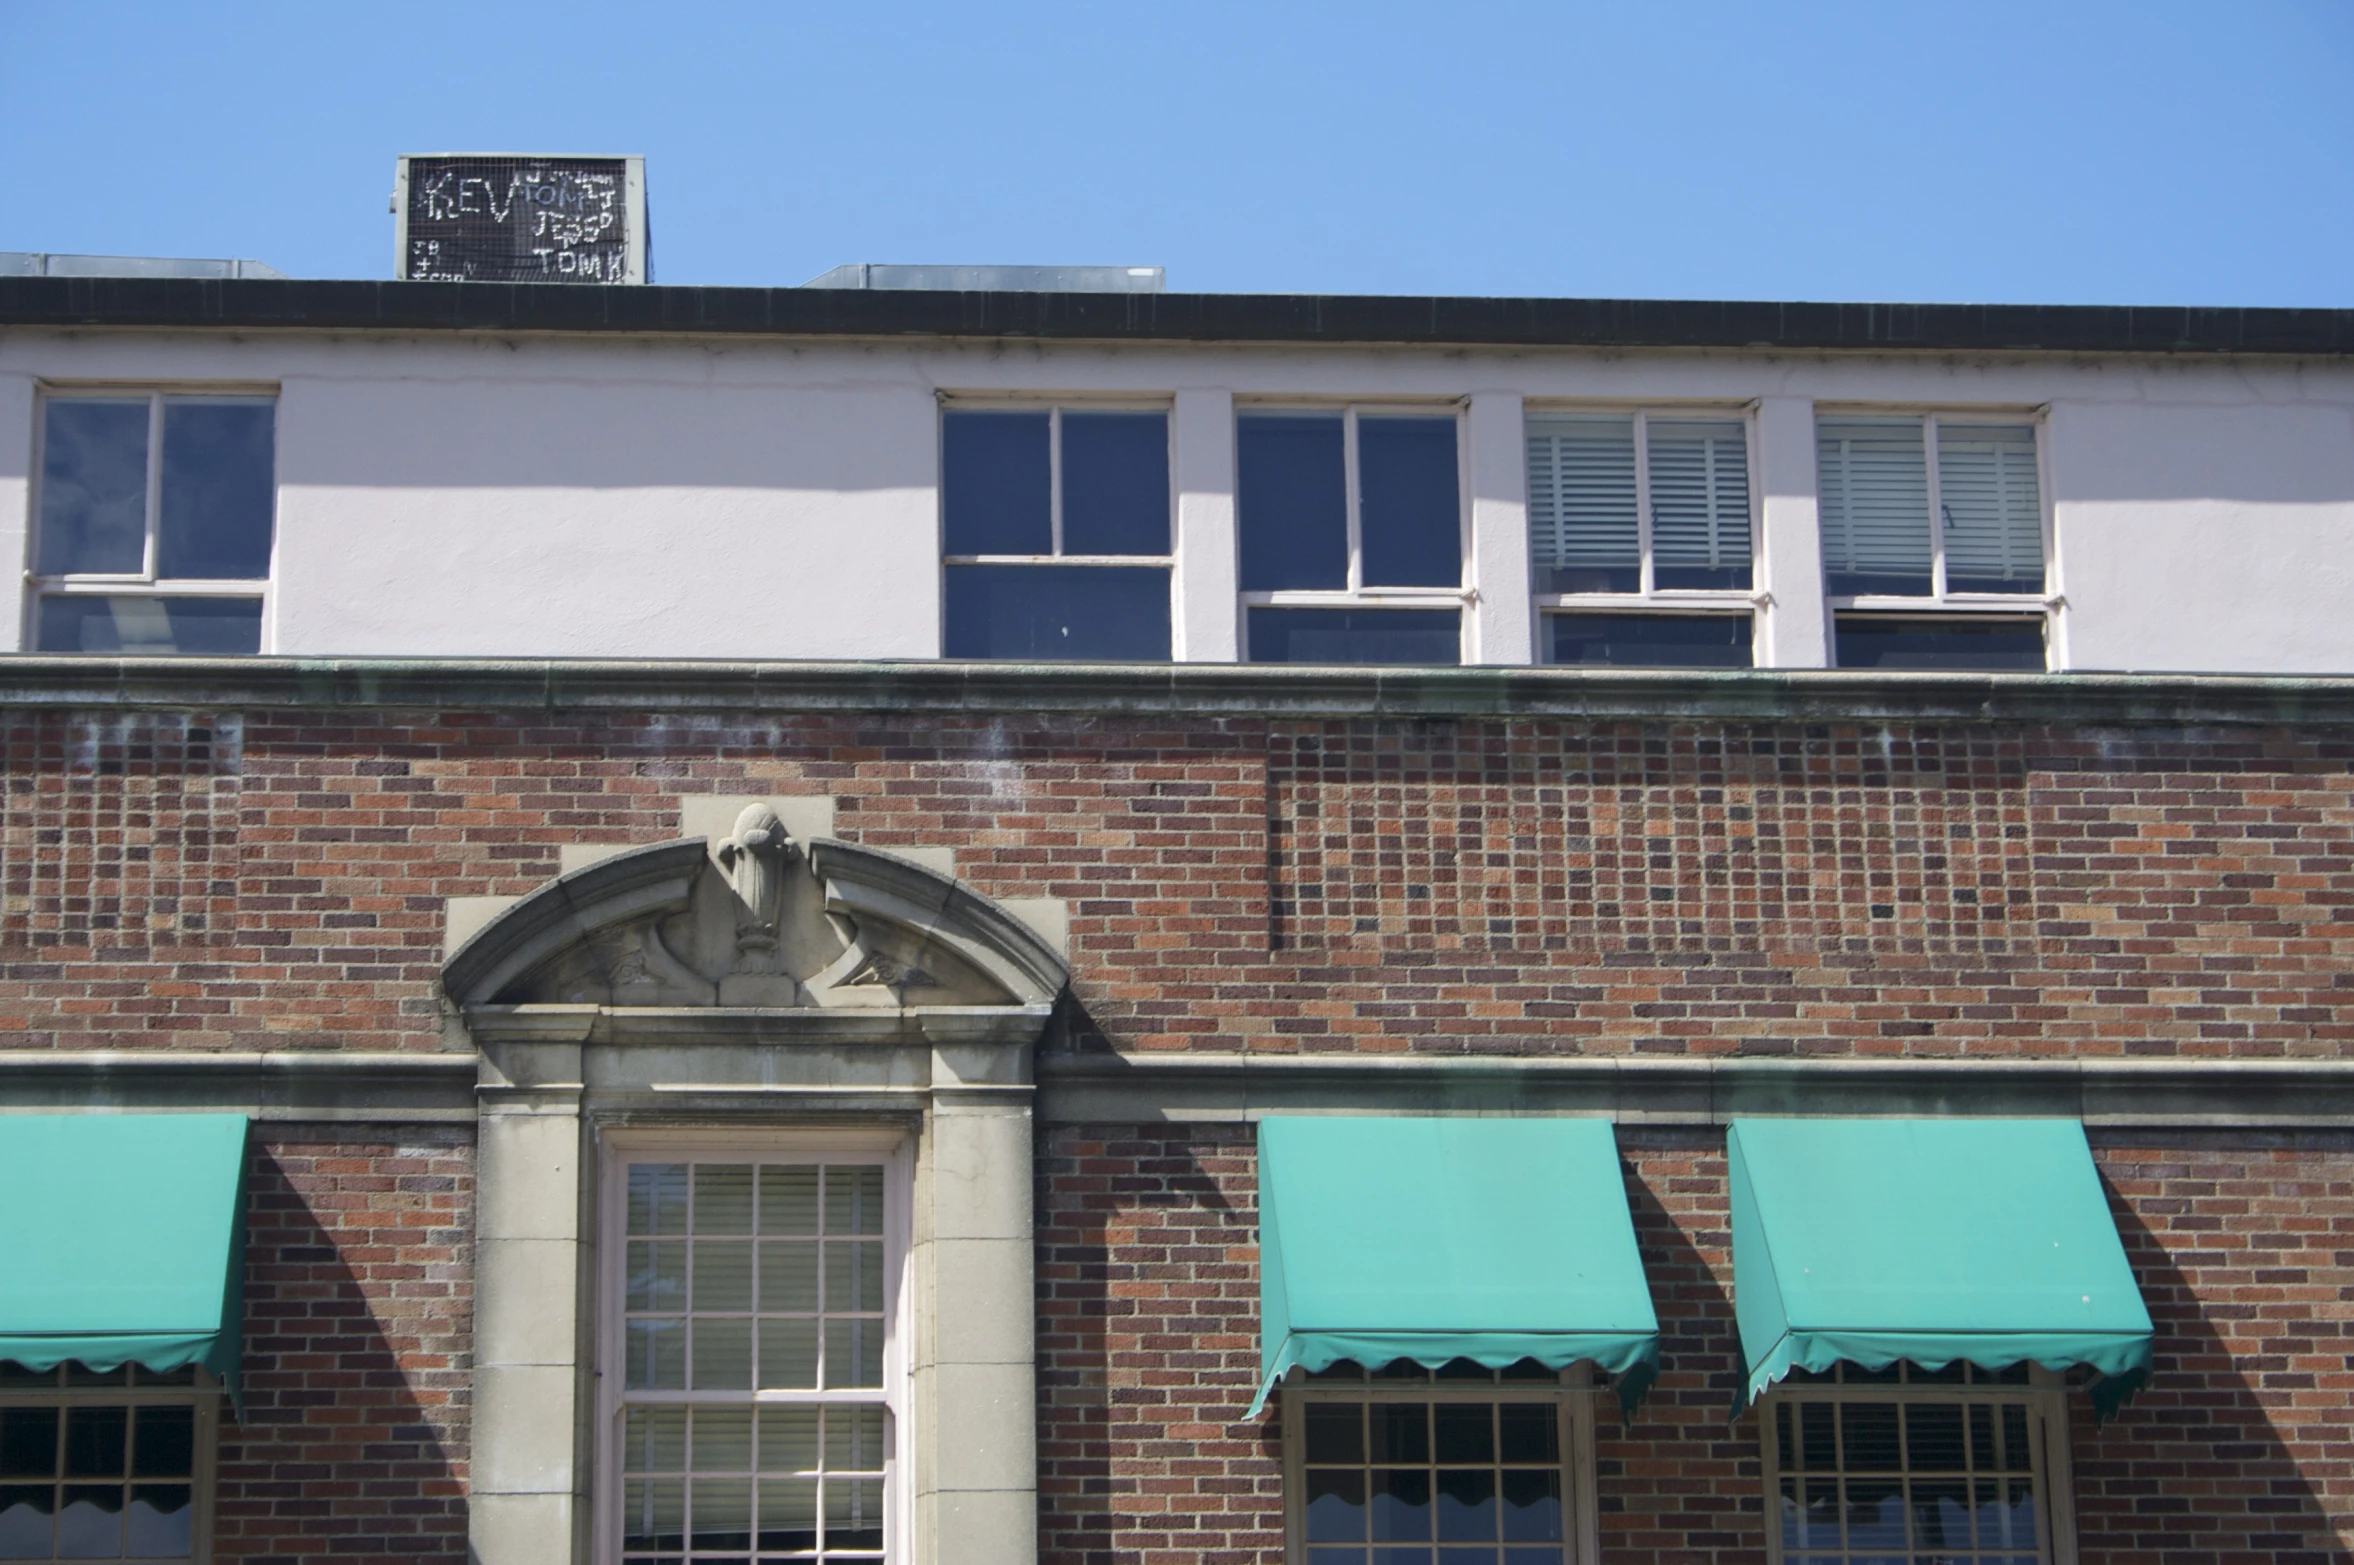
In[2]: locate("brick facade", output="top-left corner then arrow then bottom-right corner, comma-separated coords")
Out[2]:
1,696 -> 2348,1561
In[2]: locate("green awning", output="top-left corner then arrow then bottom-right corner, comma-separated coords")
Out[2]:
1254,1116 -> 1660,1418
1729,1117 -> 2153,1420
0,1114 -> 248,1396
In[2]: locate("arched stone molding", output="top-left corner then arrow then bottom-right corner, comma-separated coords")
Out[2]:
448,806 -> 1066,1565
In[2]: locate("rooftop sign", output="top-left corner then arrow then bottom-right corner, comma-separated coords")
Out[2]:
393,155 -> 647,284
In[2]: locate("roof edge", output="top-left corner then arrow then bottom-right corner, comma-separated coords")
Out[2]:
2,277 -> 2349,357
0,658 -> 2352,726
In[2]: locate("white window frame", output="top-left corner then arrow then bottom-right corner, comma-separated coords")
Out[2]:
1757,1367 -> 2079,1565
936,397 -> 1176,570
594,1131 -> 914,1565
1816,406 -> 2060,618
1237,401 -> 1472,659
0,1366 -> 224,1565
26,385 -> 280,653
1279,1368 -> 1602,1565
1527,403 -> 1764,612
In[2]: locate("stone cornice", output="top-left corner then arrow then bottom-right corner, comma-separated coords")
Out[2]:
1036,1052 -> 2354,1128
1,658 -> 2353,727
0,1050 -> 478,1122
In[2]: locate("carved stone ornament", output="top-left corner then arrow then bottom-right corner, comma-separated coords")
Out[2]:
440,828 -> 1068,1014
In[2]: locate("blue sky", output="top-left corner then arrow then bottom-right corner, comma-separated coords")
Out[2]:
4,0 -> 2349,305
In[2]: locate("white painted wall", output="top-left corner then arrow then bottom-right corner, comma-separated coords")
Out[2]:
3,328 -> 2350,670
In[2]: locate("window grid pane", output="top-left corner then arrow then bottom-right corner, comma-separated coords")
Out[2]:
1299,1398 -> 1569,1565
621,1159 -> 891,1564
1817,418 -> 1933,596
1646,419 -> 1751,588
1936,425 -> 2044,593
1773,1379 -> 2045,1565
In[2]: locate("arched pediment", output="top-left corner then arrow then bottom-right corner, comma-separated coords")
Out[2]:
441,809 -> 1068,1013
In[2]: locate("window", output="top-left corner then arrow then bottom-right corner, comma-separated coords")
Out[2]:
1764,1363 -> 2071,1565
31,394 -> 275,655
1816,416 -> 2049,669
0,1365 -> 216,1564
1240,408 -> 1464,664
1832,617 -> 2047,671
604,1153 -> 901,1565
1286,1363 -> 1595,1565
941,405 -> 1171,660
1526,413 -> 1754,667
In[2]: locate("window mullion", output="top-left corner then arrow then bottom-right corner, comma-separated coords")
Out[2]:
143,394 -> 164,583
1924,413 -> 1947,600
1633,410 -> 1655,596
1048,407 -> 1064,557
1343,407 -> 1363,595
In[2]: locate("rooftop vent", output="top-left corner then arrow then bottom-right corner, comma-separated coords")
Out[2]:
802,264 -> 1163,293
394,155 -> 648,283
2,252 -> 288,280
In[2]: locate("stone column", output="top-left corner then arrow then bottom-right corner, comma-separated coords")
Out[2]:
1466,391 -> 1534,665
1172,387 -> 1239,662
1754,395 -> 1831,668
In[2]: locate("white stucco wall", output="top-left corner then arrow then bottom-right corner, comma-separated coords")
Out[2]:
2,327 -> 2349,670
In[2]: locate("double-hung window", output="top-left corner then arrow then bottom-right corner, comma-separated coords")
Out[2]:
30,393 -> 276,655
941,404 -> 1172,661
1764,1363 -> 2073,1565
0,1365 -> 216,1564
1287,1362 -> 1596,1565
604,1151 -> 902,1564
1526,411 -> 1756,668
1815,415 -> 2050,670
1239,407 -> 1465,665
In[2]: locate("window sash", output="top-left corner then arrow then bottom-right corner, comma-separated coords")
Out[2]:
1238,405 -> 1467,604
32,394 -> 276,586
939,404 -> 1172,564
1526,411 -> 1756,600
1817,414 -> 2048,603
0,1373 -> 220,1565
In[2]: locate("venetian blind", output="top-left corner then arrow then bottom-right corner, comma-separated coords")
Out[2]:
1526,417 -> 1638,573
1817,418 -> 1933,593
1937,424 -> 2044,591
1646,420 -> 1752,580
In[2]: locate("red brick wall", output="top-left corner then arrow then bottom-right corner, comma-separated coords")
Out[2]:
1035,1125 -> 2354,1565
214,1129 -> 473,1565
0,709 -> 2346,1059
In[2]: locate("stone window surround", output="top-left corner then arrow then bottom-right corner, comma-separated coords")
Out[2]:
451,797 -> 1067,1565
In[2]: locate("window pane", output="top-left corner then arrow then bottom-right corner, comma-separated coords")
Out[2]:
758,1166 -> 818,1235
1238,414 -> 1348,591
1834,617 -> 2046,671
35,595 -> 263,655
157,400 -> 274,579
1305,1468 -> 1367,1542
39,399 -> 149,576
0,1409 -> 57,1478
129,1408 -> 193,1478
1818,417 -> 1932,596
825,1166 -> 885,1237
56,1484 -> 122,1558
630,1164 -> 690,1236
758,1407 -> 819,1474
693,1165 -> 754,1234
1061,411 -> 1169,555
1647,419 -> 1751,589
1249,608 -> 1460,666
756,1476 -> 817,1552
1358,416 -> 1460,588
942,410 -> 1051,555
63,1408 -> 126,1478
125,1483 -> 192,1558
944,564 -> 1171,661
1938,424 -> 2044,593
1546,613 -> 1752,669
826,1406 -> 887,1472
1527,417 -> 1638,593
688,1476 -> 751,1552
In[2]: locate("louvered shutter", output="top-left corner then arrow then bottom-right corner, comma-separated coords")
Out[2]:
1526,417 -> 1638,592
1646,420 -> 1752,589
1817,418 -> 1933,596
1937,424 -> 2044,593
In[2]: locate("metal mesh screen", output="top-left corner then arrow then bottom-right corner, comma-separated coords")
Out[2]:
402,156 -> 633,283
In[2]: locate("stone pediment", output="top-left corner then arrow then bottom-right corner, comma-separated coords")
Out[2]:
441,805 -> 1068,1012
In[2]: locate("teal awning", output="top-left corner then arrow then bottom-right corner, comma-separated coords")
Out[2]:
0,1114 -> 248,1396
1729,1118 -> 2153,1420
1255,1116 -> 1660,1418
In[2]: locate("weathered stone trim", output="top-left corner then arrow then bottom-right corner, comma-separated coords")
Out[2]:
0,1049 -> 478,1121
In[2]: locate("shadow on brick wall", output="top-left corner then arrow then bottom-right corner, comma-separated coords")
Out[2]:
214,1137 -> 472,1565
2091,1195 -> 2351,1565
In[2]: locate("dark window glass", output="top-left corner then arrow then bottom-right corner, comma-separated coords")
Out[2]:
0,1409 -> 57,1478
38,399 -> 150,575
1238,414 -> 1347,591
1249,608 -> 1459,666
130,1407 -> 194,1478
942,411 -> 1051,555
37,595 -> 265,655
1357,415 -> 1460,587
1546,613 -> 1753,669
0,1485 -> 54,1556
1061,411 -> 1168,556
1305,1404 -> 1364,1465
158,400 -> 274,579
944,565 -> 1170,661
63,1407 -> 126,1477
1834,617 -> 2045,671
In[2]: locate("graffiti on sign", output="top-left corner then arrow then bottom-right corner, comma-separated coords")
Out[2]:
402,157 -> 635,283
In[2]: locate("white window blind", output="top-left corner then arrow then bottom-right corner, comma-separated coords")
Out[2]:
1647,420 -> 1752,579
1817,418 -> 1932,591
1936,424 -> 2044,590
1527,417 -> 1638,573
